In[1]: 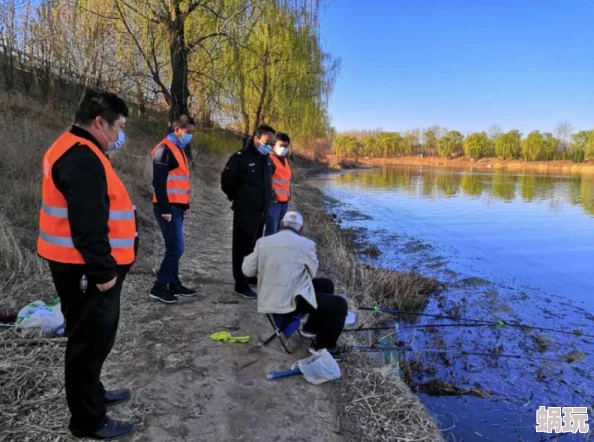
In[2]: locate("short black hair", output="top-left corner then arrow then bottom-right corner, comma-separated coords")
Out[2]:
254,125 -> 275,138
74,88 -> 129,126
275,132 -> 291,144
173,114 -> 196,129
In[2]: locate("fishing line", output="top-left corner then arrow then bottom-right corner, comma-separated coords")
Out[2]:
351,345 -> 568,363
359,306 -> 594,339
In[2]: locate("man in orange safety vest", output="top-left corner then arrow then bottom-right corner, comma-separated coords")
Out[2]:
265,132 -> 292,236
37,88 -> 137,439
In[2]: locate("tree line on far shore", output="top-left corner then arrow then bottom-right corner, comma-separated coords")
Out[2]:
332,122 -> 594,162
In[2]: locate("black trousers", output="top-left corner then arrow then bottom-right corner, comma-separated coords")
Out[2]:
232,211 -> 264,290
296,278 -> 348,349
49,263 -> 129,436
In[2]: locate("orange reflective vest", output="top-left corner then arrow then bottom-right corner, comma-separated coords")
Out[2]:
151,138 -> 191,205
270,154 -> 292,202
37,132 -> 137,265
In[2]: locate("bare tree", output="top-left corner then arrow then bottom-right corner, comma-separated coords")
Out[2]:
555,120 -> 573,153
488,124 -> 503,140
112,0 -> 241,125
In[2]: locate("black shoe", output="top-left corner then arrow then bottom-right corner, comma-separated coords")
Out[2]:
233,286 -> 257,299
309,344 -> 345,362
171,285 -> 197,297
247,277 -> 258,287
87,418 -> 135,440
149,286 -> 177,304
104,389 -> 130,406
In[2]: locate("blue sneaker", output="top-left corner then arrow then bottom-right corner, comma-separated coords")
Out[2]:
74,418 -> 135,440
104,389 -> 130,406
234,286 -> 257,299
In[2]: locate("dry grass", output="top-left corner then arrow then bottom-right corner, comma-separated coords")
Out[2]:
292,180 -> 444,441
417,379 -> 488,398
0,330 -> 69,442
338,353 -> 444,442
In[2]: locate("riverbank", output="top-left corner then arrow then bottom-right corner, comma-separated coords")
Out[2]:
327,154 -> 594,175
292,178 -> 444,442
0,94 -> 443,441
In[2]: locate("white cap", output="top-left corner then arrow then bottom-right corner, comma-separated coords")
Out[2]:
281,211 -> 304,228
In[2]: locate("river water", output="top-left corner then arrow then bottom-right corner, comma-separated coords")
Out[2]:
309,165 -> 594,441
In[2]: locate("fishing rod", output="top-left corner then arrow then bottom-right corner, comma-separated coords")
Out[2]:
351,345 -> 570,363
345,322 -> 594,338
359,306 -> 594,339
359,306 -> 488,323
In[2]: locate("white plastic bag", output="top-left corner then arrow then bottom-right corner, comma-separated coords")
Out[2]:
16,300 -> 65,335
292,349 -> 341,385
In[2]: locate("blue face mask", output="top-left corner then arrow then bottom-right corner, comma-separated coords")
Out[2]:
179,132 -> 193,148
257,142 -> 273,155
110,131 -> 126,151
101,124 -> 126,151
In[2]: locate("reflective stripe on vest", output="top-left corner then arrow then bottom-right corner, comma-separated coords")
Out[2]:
39,229 -> 135,249
151,138 -> 191,204
37,131 -> 137,265
270,155 -> 292,202
42,202 -> 135,221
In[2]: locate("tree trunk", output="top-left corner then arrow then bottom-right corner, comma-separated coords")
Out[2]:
168,1 -> 189,126
252,49 -> 269,133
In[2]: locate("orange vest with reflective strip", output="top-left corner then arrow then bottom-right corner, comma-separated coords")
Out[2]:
37,132 -> 137,265
270,154 -> 292,202
151,138 -> 191,204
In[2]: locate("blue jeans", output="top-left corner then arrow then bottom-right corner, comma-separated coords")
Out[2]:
265,202 -> 289,236
154,205 -> 185,289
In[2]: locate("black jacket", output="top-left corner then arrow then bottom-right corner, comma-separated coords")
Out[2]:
48,126 -> 137,284
152,142 -> 190,214
221,141 -> 275,216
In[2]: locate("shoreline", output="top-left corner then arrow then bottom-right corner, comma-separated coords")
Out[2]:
327,154 -> 594,175
304,163 -> 594,440
293,173 -> 444,441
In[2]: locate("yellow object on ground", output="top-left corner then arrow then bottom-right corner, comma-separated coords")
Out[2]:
210,331 -> 251,343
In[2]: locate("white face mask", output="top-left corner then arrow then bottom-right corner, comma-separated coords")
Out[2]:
274,145 -> 289,156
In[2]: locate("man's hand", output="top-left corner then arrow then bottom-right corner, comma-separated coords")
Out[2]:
97,277 -> 117,292
162,214 -> 172,222
185,209 -> 191,216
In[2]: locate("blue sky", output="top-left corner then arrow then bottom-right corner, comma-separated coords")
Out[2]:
320,0 -> 594,134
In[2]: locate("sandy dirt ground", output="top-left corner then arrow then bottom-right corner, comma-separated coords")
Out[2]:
98,160 -> 343,442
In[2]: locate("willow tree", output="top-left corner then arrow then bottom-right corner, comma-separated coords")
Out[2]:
463,132 -> 490,159
437,130 -> 463,158
222,0 -> 338,146
522,131 -> 558,161
494,130 -> 522,159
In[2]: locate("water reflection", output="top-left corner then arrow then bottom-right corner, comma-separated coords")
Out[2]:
336,166 -> 594,216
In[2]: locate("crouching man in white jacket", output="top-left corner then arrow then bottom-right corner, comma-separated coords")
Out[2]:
242,211 -> 348,359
